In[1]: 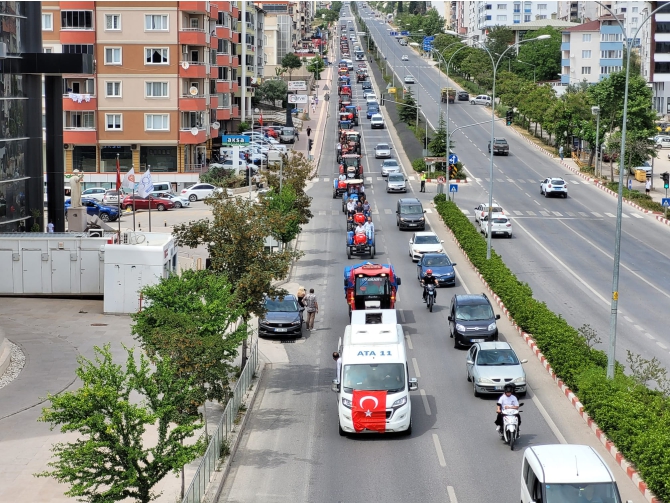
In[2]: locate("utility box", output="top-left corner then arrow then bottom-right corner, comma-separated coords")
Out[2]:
635,169 -> 648,183
66,207 -> 88,232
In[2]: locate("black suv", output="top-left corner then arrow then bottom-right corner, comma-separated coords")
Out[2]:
396,198 -> 426,230
457,91 -> 469,101
259,294 -> 303,338
448,294 -> 500,348
362,81 -> 372,90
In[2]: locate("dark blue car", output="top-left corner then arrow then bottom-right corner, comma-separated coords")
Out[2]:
65,198 -> 120,222
417,253 -> 457,287
366,106 -> 379,119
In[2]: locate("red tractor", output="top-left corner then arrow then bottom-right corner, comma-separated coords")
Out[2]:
343,263 -> 401,317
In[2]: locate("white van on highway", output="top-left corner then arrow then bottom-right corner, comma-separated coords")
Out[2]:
332,309 -> 417,436
521,444 -> 631,503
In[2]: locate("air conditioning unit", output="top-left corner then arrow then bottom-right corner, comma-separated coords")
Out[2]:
131,144 -> 138,150
63,143 -> 72,150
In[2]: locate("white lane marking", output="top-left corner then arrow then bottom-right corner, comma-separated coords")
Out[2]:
454,265 -> 471,294
447,486 -> 458,503
316,357 -> 320,365
514,210 -> 523,216
323,177 -> 330,182
475,178 -> 482,182
332,210 -> 339,215
526,211 -> 536,216
384,208 -> 392,214
319,210 -> 326,216
405,334 -> 413,349
398,309 -> 406,323
646,333 -> 655,340
540,211 -> 550,217
376,176 -> 383,181
605,212 -> 616,218
631,213 -> 643,218
534,200 -> 541,206
623,316 -> 633,322
461,209 -> 471,215
552,211 -> 563,217
497,178 -> 505,183
518,179 -> 526,183
432,434 -> 447,467
658,342 -> 668,350
425,208 -> 433,214
528,179 -> 537,184
579,212 -> 589,217
621,213 -> 630,219
634,325 -> 644,331
366,177 -> 373,183
591,212 -> 603,217
581,180 -> 591,184
506,178 -> 514,183
372,209 -> 379,214
412,357 -> 421,378
408,176 -> 417,181
420,389 -> 432,415
566,212 -> 575,217
531,391 -> 568,444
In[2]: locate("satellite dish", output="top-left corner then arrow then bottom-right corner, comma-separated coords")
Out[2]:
190,127 -> 199,136
181,61 -> 190,70
189,86 -> 198,96
211,122 -> 220,130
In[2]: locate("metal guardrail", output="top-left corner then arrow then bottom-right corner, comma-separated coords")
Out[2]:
181,343 -> 259,503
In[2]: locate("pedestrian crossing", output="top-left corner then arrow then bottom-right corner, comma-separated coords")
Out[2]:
460,209 -> 644,219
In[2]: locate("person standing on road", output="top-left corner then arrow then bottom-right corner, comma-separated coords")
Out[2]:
306,126 -> 312,138
315,96 -> 319,106
47,221 -> 54,233
304,289 -> 319,331
420,172 -> 426,192
333,351 -> 342,381
646,178 -> 651,195
559,145 -> 564,161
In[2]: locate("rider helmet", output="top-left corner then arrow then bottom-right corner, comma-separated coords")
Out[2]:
503,384 -> 515,394
426,269 -> 433,275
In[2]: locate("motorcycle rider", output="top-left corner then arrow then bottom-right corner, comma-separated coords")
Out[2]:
495,383 -> 520,433
421,269 -> 438,303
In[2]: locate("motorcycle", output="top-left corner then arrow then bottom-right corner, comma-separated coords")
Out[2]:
425,284 -> 436,312
499,404 -> 523,450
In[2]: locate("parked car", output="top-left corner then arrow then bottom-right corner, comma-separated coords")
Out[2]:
470,95 -> 492,106
374,143 -> 392,159
102,189 -> 125,206
150,191 -> 190,208
448,293 -> 500,348
180,183 -> 217,202
482,215 -> 513,238
258,294 -> 303,338
466,342 -> 527,397
370,114 -> 385,129
655,136 -> 670,149
65,198 -> 120,222
121,195 -> 175,211
417,253 -> 456,286
386,172 -> 407,193
80,187 -> 107,202
540,177 -> 568,198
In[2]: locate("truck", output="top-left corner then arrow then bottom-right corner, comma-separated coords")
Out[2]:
331,310 -> 418,436
441,87 -> 456,104
488,137 -> 510,156
344,262 -> 401,316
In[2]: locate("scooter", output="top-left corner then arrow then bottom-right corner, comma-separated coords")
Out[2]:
425,284 -> 436,312
499,404 -> 523,450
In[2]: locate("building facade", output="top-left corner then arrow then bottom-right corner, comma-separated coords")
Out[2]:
457,1 -> 559,38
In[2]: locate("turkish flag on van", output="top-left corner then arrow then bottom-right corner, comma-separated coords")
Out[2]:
352,390 -> 387,433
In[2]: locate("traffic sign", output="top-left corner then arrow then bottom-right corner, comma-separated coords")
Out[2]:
322,84 -> 330,91
662,198 -> 670,207
288,81 -> 307,91
449,184 -> 458,193
388,87 -> 397,94
389,31 -> 398,36
288,94 -> 308,103
401,31 -> 409,36
448,153 -> 459,165
222,135 -> 249,145
627,179 -> 632,190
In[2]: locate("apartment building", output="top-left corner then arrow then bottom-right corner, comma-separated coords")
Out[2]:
556,1 -> 600,23
41,0 -> 240,186
652,7 -> 670,114
458,1 -> 559,39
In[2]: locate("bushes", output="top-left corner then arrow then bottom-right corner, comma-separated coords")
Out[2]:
605,182 -> 665,212
434,195 -> 670,501
412,158 -> 426,172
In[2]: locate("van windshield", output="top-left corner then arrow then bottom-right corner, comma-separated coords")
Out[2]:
343,363 -> 405,393
545,482 -> 621,503
400,204 -> 423,215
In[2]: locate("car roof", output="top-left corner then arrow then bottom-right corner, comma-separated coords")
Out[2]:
266,294 -> 297,301
527,445 -> 614,484
475,341 -> 512,351
399,197 -> 420,204
549,177 -> 565,181
383,159 -> 399,164
454,294 -> 490,305
415,231 -> 438,237
371,114 -> 383,119
376,143 -> 389,147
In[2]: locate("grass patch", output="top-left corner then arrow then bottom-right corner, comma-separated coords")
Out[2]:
605,182 -> 665,212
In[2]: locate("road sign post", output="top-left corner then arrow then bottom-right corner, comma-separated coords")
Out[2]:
448,153 -> 459,165
449,183 -> 458,202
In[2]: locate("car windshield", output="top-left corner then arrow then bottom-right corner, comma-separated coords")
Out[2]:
455,303 -> 494,321
343,363 -> 405,393
264,298 -> 298,312
388,174 -> 404,182
355,276 -> 390,296
482,206 -> 503,213
376,144 -> 389,150
492,218 -> 508,224
414,235 -> 439,244
494,139 -> 507,144
551,179 -> 565,185
476,349 -> 519,366
281,128 -> 293,135
400,204 -> 423,215
544,482 -> 622,503
383,161 -> 398,166
423,255 -> 451,267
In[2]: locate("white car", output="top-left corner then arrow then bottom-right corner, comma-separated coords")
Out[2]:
470,94 -> 492,106
363,90 -> 376,99
370,114 -> 385,129
482,215 -> 513,238
474,203 -> 504,224
81,187 -> 107,202
540,177 -> 568,198
386,173 -> 407,193
404,75 -> 415,84
180,183 -> 217,202
401,54 -> 409,61
150,191 -> 191,208
374,143 -> 392,159
102,189 -> 124,206
409,231 -> 445,261
381,159 -> 400,176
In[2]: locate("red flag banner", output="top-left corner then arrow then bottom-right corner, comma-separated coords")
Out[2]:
115,156 -> 121,191
352,390 -> 387,433
259,113 -> 263,127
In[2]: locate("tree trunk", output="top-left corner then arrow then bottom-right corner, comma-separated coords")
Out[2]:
610,158 -> 614,182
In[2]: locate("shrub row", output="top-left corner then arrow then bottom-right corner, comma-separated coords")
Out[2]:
605,182 -> 665,212
434,194 -> 670,501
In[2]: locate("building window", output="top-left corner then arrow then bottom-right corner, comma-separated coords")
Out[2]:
146,81 -> 168,97
497,4 -> 506,9
145,48 -> 169,64
145,114 -> 169,131
513,3 -> 520,13
217,38 -> 229,54
43,47 -> 53,53
601,50 -> 622,59
181,111 -> 204,129
524,14 -> 530,22
105,114 -> 122,130
68,111 -> 95,129
600,66 -> 622,74
145,14 -> 168,31
582,50 -> 591,58
620,7 -> 626,12
632,6 -> 638,13
601,33 -> 622,42
140,147 -> 177,172
63,44 -> 94,54
631,17 -> 638,25
538,3 -> 547,9
61,11 -> 93,29
106,81 -> 121,97
513,14 -> 520,23
42,13 -> 52,31
104,47 -> 122,65
105,14 -> 121,31
656,41 -> 670,54
582,34 -> 591,42
497,15 -> 507,21
581,67 -> 591,75
72,146 -> 97,173
537,15 -> 546,19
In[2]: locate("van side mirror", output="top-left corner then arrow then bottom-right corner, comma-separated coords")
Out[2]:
447,316 -> 453,321
408,377 -> 418,391
466,359 -> 473,365
423,210 -> 426,213
396,277 -> 401,286
331,379 -> 340,392
520,359 -> 528,364
452,263 -> 457,266
495,314 -> 501,320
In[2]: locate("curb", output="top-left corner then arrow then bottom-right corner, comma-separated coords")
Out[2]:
435,209 -> 659,503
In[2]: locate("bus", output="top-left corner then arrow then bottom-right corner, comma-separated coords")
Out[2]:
355,50 -> 364,61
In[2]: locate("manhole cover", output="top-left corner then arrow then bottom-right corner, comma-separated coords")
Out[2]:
91,323 -> 108,327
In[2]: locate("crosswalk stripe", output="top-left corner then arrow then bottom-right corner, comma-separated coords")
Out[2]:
552,211 -> 563,217
323,177 -> 330,182
527,179 -> 537,184
622,213 -> 630,218
518,179 -> 526,183
605,212 -> 616,218
372,209 -> 379,215
461,209 -> 471,215
366,177 -> 373,182
376,177 -> 383,181
425,208 -> 433,214
332,210 -> 339,215
496,178 -> 505,182
319,210 -> 327,216
540,211 -> 550,217
484,178 -> 490,182
579,212 -> 588,217
592,212 -> 603,217
566,212 -> 575,217
570,180 -> 580,185
630,213 -> 643,219
526,211 -> 536,216
581,180 -> 591,184
475,178 -> 482,182
409,176 -> 416,181
513,210 -> 523,216
384,209 -> 392,214
506,178 -> 514,183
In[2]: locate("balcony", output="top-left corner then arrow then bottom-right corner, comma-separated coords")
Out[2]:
216,108 -> 231,121
63,94 -> 97,111
179,95 -> 207,111
231,105 -> 239,118
216,80 -> 232,93
216,26 -> 232,40
179,62 -> 208,78
217,53 -> 233,66
179,128 -> 207,144
179,28 -> 207,46
562,59 -> 570,67
179,1 -> 208,13
210,3 -> 218,18
210,65 -> 218,79
64,127 -> 97,145
561,42 -> 570,51
209,96 -> 218,109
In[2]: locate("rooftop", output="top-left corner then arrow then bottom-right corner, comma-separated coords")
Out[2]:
506,19 -> 579,30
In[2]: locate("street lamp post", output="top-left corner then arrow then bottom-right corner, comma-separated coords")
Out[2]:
591,106 -> 600,178
517,59 -> 536,83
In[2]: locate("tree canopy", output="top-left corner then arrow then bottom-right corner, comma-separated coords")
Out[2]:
256,79 -> 288,104
281,53 -> 302,80
517,26 -> 562,82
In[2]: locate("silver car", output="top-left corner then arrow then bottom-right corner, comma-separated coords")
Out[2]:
466,342 -> 528,397
386,172 -> 407,193
374,143 -> 392,159
381,159 -> 400,176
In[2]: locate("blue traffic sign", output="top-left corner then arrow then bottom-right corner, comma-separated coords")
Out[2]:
389,31 -> 398,36
627,179 -> 632,190
662,198 -> 670,207
401,31 -> 409,36
222,135 -> 249,145
448,153 -> 459,165
449,184 -> 459,193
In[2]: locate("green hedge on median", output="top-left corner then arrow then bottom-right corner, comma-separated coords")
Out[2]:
434,194 -> 670,501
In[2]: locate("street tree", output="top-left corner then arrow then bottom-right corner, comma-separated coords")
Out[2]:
399,86 -> 418,124
131,270 -> 247,408
428,112 -> 448,157
281,53 -> 303,81
259,186 -> 302,245
408,1 -> 426,15
316,8 -> 338,23
421,9 -> 445,37
485,26 -> 515,59
257,79 -> 288,105
306,56 -> 326,80
264,151 -> 314,225
517,26 -> 561,82
36,344 -> 203,503
173,196 -> 301,317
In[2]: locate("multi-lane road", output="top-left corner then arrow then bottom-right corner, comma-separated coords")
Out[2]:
216,6 -> 644,503
363,8 -> 670,372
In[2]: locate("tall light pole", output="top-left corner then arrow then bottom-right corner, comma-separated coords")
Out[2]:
517,59 -> 536,83
472,35 -> 550,260
591,106 -> 601,178
596,1 -> 670,379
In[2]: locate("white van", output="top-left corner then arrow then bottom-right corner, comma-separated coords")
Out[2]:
332,309 -> 418,436
521,444 -> 630,503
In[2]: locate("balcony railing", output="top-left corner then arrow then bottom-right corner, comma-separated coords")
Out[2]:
181,27 -> 206,32
64,126 -> 96,131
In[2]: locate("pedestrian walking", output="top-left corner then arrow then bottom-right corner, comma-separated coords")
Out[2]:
47,221 -> 54,233
297,285 -> 306,308
303,288 -> 319,330
333,351 -> 342,381
315,96 -> 319,106
646,178 -> 651,195
306,126 -> 312,138
312,103 -> 316,114
420,172 -> 426,192
559,145 -> 564,161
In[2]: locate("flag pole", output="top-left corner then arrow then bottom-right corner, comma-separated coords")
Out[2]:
147,164 -> 152,232
132,186 -> 136,231
116,154 -> 121,238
